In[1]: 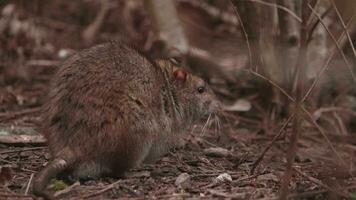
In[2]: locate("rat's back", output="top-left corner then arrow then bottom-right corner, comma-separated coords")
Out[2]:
42,42 -> 165,157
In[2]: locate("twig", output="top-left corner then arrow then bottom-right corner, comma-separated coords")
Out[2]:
83,180 -> 121,199
26,60 -> 59,67
0,107 -> 41,119
0,147 -> 46,154
245,69 -> 295,103
0,134 -> 46,145
54,181 -> 80,197
293,167 -> 351,198
0,127 -> 38,135
24,173 -> 34,195
208,189 -> 246,199
250,114 -> 294,174
313,106 -> 356,119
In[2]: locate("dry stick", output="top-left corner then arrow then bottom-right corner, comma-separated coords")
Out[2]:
303,7 -> 356,102
83,180 -> 121,199
293,167 -> 351,198
0,107 -> 41,118
247,0 -> 302,22
0,147 -> 45,154
250,114 -> 294,174
279,2 -> 308,199
246,69 -> 295,103
330,0 -> 356,58
229,0 -> 253,71
24,173 -> 34,195
54,181 -> 80,197
0,134 -> 46,145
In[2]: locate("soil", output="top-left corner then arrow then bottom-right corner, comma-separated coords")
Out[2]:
1,1 -> 356,200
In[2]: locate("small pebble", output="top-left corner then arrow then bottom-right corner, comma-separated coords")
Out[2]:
214,173 -> 232,183
175,173 -> 190,189
204,147 -> 230,157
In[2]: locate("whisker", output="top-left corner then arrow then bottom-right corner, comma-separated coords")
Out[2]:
216,115 -> 221,134
200,113 -> 212,136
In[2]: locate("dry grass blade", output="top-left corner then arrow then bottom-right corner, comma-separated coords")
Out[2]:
24,173 -> 34,195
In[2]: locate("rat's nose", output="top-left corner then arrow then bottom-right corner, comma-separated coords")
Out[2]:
209,100 -> 222,113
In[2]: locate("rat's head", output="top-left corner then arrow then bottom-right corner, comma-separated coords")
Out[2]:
170,67 -> 221,123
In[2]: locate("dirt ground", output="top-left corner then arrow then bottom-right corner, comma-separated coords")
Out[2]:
1,1 -> 356,200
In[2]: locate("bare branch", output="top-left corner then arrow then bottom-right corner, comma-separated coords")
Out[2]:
250,114 -> 294,174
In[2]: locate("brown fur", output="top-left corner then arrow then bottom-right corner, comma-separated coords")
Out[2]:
33,41 -> 220,199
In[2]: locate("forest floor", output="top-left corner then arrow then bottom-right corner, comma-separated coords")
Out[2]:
1,1 -> 356,200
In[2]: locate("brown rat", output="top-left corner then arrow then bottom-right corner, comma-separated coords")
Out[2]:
33,41 -> 220,199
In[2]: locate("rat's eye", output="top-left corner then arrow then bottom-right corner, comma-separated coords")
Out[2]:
197,86 -> 205,93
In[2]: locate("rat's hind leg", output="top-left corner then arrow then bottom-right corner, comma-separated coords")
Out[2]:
143,136 -> 173,164
72,160 -> 113,180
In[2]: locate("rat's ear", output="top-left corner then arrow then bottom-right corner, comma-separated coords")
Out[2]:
173,68 -> 187,87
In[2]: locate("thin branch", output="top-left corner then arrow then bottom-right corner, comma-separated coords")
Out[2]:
25,173 -> 34,195
250,114 -> 294,174
0,147 -> 45,154
245,69 -> 295,103
293,167 -> 351,198
83,180 -> 121,199
230,0 -> 253,71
